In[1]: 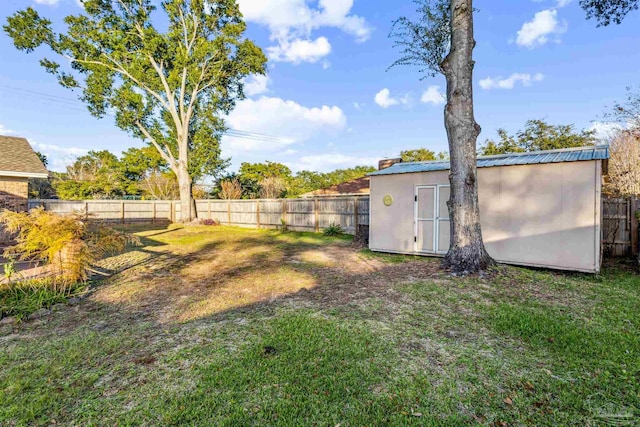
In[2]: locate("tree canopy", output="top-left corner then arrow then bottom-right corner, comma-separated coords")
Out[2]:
400,148 -> 448,162
580,0 -> 639,26
478,119 -> 597,156
4,0 -> 266,220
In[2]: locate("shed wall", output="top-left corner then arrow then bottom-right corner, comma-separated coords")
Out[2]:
369,160 -> 602,272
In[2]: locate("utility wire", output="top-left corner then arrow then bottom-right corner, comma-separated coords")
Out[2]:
0,84 -> 286,143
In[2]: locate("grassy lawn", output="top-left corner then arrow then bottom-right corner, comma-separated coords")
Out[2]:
1,225 -> 638,426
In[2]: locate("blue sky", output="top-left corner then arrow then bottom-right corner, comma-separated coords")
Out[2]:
0,0 -> 638,174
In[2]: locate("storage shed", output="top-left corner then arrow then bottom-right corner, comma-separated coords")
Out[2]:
368,146 -> 609,273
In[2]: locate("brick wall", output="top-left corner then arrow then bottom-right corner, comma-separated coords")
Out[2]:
0,176 -> 28,199
0,176 -> 28,246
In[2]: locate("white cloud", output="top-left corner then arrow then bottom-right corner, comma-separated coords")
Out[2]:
556,0 -> 572,7
516,9 -> 567,48
223,96 -> 347,153
479,73 -> 544,90
420,86 -> 446,105
267,37 -> 332,64
374,89 -> 398,109
243,74 -> 270,96
237,0 -> 372,64
29,140 -> 89,172
0,124 -> 17,135
289,153 -> 378,173
34,0 -> 60,4
374,88 -> 412,109
588,121 -> 624,141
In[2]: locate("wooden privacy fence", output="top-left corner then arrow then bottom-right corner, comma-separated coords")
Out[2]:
602,196 -> 639,257
25,195 -> 639,256
28,196 -> 371,235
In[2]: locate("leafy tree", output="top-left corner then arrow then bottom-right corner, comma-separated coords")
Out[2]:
54,180 -> 94,200
287,171 -> 327,197
391,0 -> 494,272
120,146 -> 171,195
479,120 -> 596,156
29,151 -> 55,199
58,150 -> 126,199
325,166 -> 377,186
259,176 -> 288,199
35,151 -> 48,168
400,148 -> 448,162
580,0 -> 639,25
4,0 -> 266,221
238,161 -> 292,198
287,166 -> 376,197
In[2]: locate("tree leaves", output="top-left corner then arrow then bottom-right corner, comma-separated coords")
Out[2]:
4,0 -> 266,216
389,0 -> 451,78
580,0 -> 639,26
479,119 -> 597,156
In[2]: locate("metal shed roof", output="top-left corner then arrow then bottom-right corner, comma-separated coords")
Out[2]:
369,146 -> 609,177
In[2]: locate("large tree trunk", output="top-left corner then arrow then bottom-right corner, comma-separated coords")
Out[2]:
177,164 -> 194,222
441,0 -> 494,273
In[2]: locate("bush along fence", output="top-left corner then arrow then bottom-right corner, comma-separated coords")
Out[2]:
28,196 -> 371,236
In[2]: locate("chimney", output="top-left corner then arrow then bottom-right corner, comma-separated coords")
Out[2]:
378,158 -> 402,171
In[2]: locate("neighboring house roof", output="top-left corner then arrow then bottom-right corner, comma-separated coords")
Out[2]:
301,176 -> 370,197
0,135 -> 48,179
369,146 -> 610,177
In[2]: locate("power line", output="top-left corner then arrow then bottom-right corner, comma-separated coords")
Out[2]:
0,84 -> 286,143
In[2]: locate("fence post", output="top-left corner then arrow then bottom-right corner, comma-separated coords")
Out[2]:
208,200 -> 212,220
314,198 -> 319,233
256,200 -> 261,229
353,196 -> 359,235
282,199 -> 287,226
170,201 -> 175,223
121,201 -> 125,224
631,196 -> 639,256
227,200 -> 231,225
152,201 -> 156,224
85,201 -> 89,221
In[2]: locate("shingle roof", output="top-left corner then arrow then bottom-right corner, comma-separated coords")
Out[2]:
0,135 -> 48,178
369,146 -> 609,177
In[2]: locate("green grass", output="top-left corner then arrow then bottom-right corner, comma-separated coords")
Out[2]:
0,279 -> 86,320
0,225 -> 638,426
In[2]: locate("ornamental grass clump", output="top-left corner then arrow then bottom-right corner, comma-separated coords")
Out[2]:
0,207 -> 140,286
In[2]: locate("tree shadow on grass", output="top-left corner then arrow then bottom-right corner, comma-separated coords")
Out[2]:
4,227 -> 636,426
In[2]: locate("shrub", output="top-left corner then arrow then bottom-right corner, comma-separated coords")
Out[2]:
280,218 -> 289,233
219,178 -> 242,200
200,218 -> 220,226
0,278 -> 85,320
323,223 -> 344,236
0,207 -> 139,286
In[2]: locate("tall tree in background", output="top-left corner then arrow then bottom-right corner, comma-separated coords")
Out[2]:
237,161 -> 292,199
4,0 -> 266,221
479,119 -> 596,156
391,0 -> 493,272
400,148 -> 448,162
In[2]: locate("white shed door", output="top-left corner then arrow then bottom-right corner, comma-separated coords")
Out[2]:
415,185 -> 450,254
